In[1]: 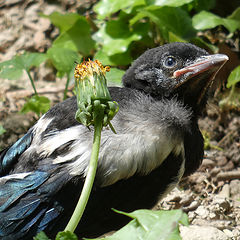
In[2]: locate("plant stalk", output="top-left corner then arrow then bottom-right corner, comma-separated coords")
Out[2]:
64,117 -> 103,232
25,69 -> 38,96
64,75 -> 70,100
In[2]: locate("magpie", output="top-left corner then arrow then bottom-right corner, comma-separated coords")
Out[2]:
0,42 -> 228,239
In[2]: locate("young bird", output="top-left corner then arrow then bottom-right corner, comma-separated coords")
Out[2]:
0,43 -> 228,239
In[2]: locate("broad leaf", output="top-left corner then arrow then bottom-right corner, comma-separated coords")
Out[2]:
192,11 -> 240,33
168,32 -> 186,43
87,209 -> 188,240
187,0 -> 216,12
228,7 -> 240,21
146,0 -> 194,7
0,53 -> 47,80
94,49 -> 133,66
94,0 -> 145,19
94,22 -> 141,56
53,18 -> 95,56
21,95 -> 51,117
41,12 -> 80,33
190,37 -> 218,53
47,47 -> 79,76
226,65 -> 240,88
34,231 -> 51,240
56,231 -> 78,240
0,59 -> 23,80
131,6 -> 195,41
106,68 -> 125,85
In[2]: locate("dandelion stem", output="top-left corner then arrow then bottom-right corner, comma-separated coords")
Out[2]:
64,111 -> 103,232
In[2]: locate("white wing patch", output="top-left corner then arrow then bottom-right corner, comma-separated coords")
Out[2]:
0,172 -> 32,184
23,117 -> 53,156
37,125 -> 85,158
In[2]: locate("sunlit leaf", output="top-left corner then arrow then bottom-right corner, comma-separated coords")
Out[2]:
0,59 -> 23,80
21,95 -> 51,117
94,49 -> 133,66
131,6 -> 195,41
41,12 -> 80,33
0,53 -> 47,80
53,18 -> 95,56
56,231 -> 78,240
94,22 -> 141,56
190,37 -> 219,53
87,209 -> 188,240
146,0 -> 193,7
226,65 -> 240,88
47,47 -> 79,75
187,0 -> 216,12
33,231 -> 51,240
168,32 -> 186,42
228,7 -> 240,21
192,11 -> 240,33
94,0 -> 145,19
106,68 -> 125,85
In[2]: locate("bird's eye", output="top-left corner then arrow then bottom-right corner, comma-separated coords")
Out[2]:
164,57 -> 177,68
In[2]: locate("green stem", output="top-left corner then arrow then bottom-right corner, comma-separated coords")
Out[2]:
64,74 -> 70,100
25,69 -> 38,96
229,84 -> 235,100
64,117 -> 103,232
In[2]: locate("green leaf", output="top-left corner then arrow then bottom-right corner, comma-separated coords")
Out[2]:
0,59 -> 23,80
190,37 -> 219,53
94,49 -> 114,65
146,0 -> 194,7
55,231 -> 78,240
87,209 -> 188,240
47,47 -> 79,75
188,0 -> 216,12
0,53 -> 47,80
106,68 -> 125,85
41,12 -> 81,33
33,231 -> 51,240
94,19 -> 150,66
53,18 -> 95,56
0,125 -> 6,136
94,49 -> 133,66
192,11 -> 240,33
19,53 -> 47,70
228,7 -> 240,21
168,32 -> 186,43
131,6 -> 195,41
21,95 -> 51,117
226,65 -> 240,88
94,0 -> 145,19
94,22 -> 141,56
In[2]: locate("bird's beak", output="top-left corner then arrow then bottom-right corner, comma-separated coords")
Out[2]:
173,54 -> 229,80
173,53 -> 229,108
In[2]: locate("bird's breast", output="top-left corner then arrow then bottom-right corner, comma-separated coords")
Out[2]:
93,124 -> 185,187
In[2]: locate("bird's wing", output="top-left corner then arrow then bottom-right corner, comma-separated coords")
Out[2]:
0,170 -> 65,239
0,131 -> 33,176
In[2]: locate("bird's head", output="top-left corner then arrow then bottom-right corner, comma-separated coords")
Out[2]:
122,42 -> 228,115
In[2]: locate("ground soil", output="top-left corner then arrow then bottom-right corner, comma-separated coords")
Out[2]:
0,1 -> 240,239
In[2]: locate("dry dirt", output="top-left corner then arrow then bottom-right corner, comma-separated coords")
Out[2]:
0,1 -> 240,239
